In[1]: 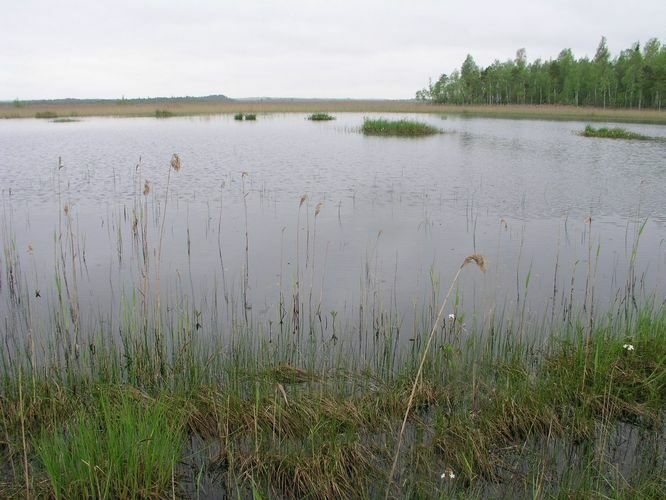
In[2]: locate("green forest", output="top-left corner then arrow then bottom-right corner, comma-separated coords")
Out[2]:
416,37 -> 666,109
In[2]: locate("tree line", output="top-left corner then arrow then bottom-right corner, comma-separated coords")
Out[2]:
416,37 -> 666,110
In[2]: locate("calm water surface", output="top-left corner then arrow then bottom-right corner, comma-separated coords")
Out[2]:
1,114 -> 665,347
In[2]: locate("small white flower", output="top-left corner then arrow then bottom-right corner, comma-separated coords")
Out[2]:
623,344 -> 635,351
448,314 -> 455,321
440,468 -> 455,480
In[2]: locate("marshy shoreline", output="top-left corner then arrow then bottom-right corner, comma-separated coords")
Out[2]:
1,198 -> 664,497
1,299 -> 664,498
3,98 -> 666,124
0,112 -> 664,497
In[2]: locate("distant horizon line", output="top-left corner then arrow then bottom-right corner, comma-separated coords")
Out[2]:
1,95 -> 418,104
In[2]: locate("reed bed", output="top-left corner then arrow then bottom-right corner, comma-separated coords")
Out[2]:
3,100 -> 666,124
0,157 -> 663,498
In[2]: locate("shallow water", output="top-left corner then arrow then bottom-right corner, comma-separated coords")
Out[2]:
1,114 -> 665,349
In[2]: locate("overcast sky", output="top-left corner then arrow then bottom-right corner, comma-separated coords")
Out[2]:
1,0 -> 664,100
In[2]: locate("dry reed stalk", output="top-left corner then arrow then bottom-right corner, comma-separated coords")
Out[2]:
309,202 -> 323,334
140,168 -> 150,338
582,216 -> 593,391
385,254 -> 485,498
155,154 -> 181,355
18,368 -> 30,498
294,194 -> 308,337
241,172 -> 249,322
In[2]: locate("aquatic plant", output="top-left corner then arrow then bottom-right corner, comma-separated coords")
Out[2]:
307,112 -> 335,121
155,109 -> 175,118
361,118 -> 440,136
580,124 -> 652,140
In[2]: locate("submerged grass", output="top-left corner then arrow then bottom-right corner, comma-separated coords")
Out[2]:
362,117 -> 440,137
580,124 -> 653,140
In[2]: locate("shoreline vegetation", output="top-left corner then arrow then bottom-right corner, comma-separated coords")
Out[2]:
0,156 -> 664,495
2,296 -> 664,497
2,99 -> 666,124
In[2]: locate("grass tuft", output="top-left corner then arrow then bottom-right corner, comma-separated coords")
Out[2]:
580,124 -> 652,140
361,118 -> 440,137
155,109 -> 175,118
307,113 -> 335,121
36,389 -> 184,499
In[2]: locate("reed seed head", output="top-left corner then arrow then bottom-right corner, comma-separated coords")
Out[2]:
315,202 -> 323,216
299,194 -> 308,207
63,204 -> 69,215
463,253 -> 486,272
143,180 -> 150,196
170,153 -> 181,172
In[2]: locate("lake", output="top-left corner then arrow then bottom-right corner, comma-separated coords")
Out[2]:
1,113 -> 665,355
